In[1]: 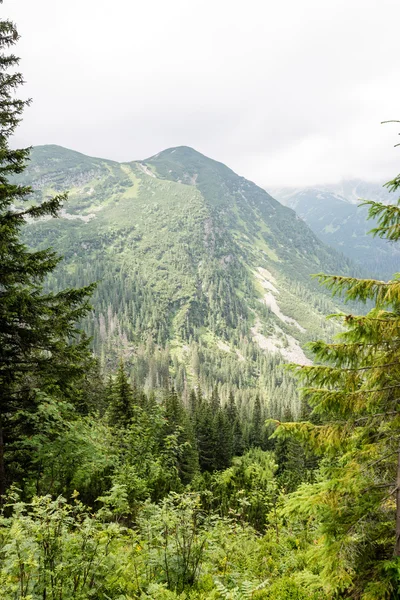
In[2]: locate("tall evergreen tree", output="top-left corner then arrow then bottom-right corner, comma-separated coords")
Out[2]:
249,395 -> 263,448
232,418 -> 245,456
0,8 -> 94,498
163,387 -> 199,483
274,407 -> 312,492
214,409 -> 233,470
195,399 -> 217,472
107,361 -> 134,427
274,152 -> 400,596
188,389 -> 198,417
225,390 -> 237,425
210,385 -> 220,413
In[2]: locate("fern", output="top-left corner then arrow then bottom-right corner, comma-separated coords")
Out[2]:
215,579 -> 269,599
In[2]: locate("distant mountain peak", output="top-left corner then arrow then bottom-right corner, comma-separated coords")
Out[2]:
144,145 -> 233,174
148,146 -> 205,159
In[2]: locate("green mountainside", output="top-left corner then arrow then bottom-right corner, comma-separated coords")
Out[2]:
272,186 -> 400,278
19,145 -> 350,414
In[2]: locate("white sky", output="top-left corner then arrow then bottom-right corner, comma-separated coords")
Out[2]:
5,0 -> 400,186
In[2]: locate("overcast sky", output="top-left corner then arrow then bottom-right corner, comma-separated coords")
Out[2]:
5,0 -> 400,187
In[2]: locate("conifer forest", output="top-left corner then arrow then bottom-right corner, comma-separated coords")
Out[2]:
2,4 -> 400,599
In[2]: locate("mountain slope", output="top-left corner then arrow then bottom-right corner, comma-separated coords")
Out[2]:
271,184 -> 400,278
19,145 -> 351,413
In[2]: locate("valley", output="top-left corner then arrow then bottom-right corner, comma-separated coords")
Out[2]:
19,144 -> 351,414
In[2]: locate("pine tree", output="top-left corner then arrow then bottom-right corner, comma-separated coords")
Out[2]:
195,399 -> 216,472
249,395 -> 263,448
163,387 -> 198,483
0,9 -> 94,498
274,407 -> 311,492
273,150 -> 400,596
214,409 -> 233,470
225,390 -> 237,425
107,361 -> 134,427
232,418 -> 245,456
74,357 -> 107,415
188,389 -> 198,417
210,385 -> 220,413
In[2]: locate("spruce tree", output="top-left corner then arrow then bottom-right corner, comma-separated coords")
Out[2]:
214,409 -> 233,470
225,390 -> 237,425
0,7 -> 94,498
232,418 -> 245,456
163,386 -> 199,483
107,361 -> 134,427
273,151 -> 400,595
274,407 -> 310,492
188,389 -> 198,417
210,385 -> 220,413
195,399 -> 216,472
249,395 -> 263,448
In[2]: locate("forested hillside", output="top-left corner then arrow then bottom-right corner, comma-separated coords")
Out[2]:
18,144 -> 352,415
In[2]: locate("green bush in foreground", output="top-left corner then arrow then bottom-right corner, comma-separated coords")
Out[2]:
0,489 -> 324,600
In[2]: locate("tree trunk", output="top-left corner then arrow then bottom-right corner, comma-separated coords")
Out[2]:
395,443 -> 400,556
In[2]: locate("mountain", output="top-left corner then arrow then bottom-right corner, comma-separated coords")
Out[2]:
18,145 -> 351,414
271,183 -> 400,279
272,178 -> 393,205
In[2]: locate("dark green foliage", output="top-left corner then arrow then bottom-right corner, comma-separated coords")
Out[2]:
249,395 -> 263,447
274,413 -> 315,493
0,10 -> 94,499
193,398 -> 217,472
213,409 -> 233,470
232,418 -> 245,456
225,391 -> 237,425
74,357 -> 108,415
274,147 -> 400,596
189,389 -> 245,473
210,448 -> 278,531
107,360 -> 134,427
163,387 -> 199,484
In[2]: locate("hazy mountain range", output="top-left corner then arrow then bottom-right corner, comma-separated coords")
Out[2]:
270,178 -> 393,206
270,180 -> 400,279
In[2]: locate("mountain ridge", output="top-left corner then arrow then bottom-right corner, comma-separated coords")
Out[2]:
18,144 -> 353,414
